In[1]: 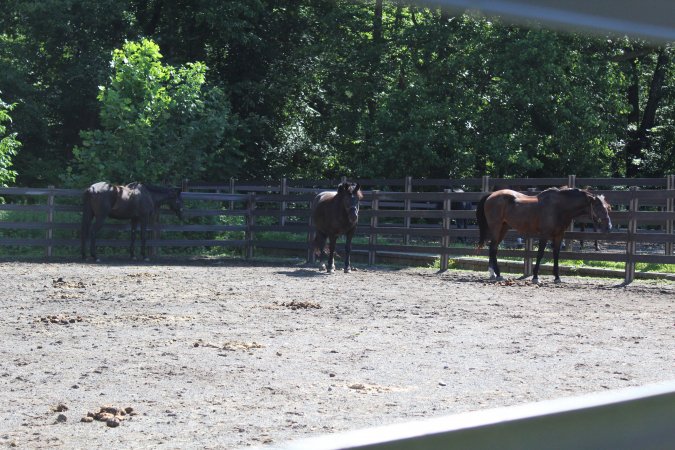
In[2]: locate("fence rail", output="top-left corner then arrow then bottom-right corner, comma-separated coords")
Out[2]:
1,175 -> 674,283
282,381 -> 675,450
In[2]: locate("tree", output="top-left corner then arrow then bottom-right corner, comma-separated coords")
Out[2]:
0,95 -> 20,187
0,0 -> 133,185
618,45 -> 672,177
2,1 -> 674,183
67,39 -> 239,186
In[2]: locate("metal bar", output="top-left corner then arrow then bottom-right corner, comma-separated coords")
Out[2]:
283,381 -> 675,450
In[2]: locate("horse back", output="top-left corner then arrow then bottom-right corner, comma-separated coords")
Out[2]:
110,183 -> 154,219
485,189 -> 545,236
84,182 -> 119,218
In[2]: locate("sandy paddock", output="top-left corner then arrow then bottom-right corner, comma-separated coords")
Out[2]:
0,258 -> 673,448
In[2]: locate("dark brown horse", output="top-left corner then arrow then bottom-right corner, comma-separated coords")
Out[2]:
81,181 -> 183,261
476,187 -> 611,283
311,182 -> 362,273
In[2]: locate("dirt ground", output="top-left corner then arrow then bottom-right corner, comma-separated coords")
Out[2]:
0,258 -> 673,449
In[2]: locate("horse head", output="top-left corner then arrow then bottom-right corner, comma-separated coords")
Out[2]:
590,194 -> 612,232
168,188 -> 184,221
337,182 -> 362,223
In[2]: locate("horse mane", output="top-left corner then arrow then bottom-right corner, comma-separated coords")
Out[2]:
549,187 -> 612,211
130,182 -> 180,197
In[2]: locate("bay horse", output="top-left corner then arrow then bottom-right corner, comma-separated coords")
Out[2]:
81,181 -> 183,262
476,187 -> 611,283
311,182 -> 362,273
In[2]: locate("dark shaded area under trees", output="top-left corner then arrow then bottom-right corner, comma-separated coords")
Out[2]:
0,0 -> 673,187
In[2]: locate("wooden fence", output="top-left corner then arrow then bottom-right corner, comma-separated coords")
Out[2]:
1,175 -> 674,283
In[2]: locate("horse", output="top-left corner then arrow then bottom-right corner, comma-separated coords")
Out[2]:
311,182 -> 362,273
81,181 -> 183,262
476,187 -> 612,284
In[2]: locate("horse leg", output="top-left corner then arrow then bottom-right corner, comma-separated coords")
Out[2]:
89,217 -> 106,262
488,242 -> 502,280
130,218 -> 138,260
593,223 -> 600,251
326,235 -> 337,273
532,238 -> 547,284
552,236 -> 563,283
344,230 -> 354,273
140,219 -> 148,261
313,231 -> 328,270
488,224 -> 508,281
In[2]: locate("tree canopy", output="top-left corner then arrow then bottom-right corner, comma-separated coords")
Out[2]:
67,39 -> 239,185
0,94 -> 20,187
0,1 -> 673,187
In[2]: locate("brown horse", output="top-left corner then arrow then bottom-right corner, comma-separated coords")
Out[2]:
476,187 -> 611,283
81,181 -> 183,262
311,182 -> 362,273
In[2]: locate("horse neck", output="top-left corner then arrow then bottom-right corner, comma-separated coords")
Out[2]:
147,187 -> 173,206
561,191 -> 592,220
331,194 -> 355,224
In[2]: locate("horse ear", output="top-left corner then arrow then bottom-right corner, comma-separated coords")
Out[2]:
355,183 -> 361,192
337,183 -> 345,193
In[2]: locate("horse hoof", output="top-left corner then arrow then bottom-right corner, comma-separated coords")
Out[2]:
532,277 -> 540,284
344,267 -> 351,273
319,263 -> 327,272
554,278 -> 562,284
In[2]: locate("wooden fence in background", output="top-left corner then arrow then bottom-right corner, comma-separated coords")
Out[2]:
1,175 -> 674,283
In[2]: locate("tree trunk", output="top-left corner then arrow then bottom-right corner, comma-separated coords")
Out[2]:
623,48 -> 669,178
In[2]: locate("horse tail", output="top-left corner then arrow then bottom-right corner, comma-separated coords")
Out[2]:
476,194 -> 490,249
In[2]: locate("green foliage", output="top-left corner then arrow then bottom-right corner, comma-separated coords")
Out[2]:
67,39 -> 240,185
1,2 -> 674,184
0,96 -> 20,186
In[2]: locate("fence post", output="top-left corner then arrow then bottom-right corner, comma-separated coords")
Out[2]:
441,189 -> 451,271
369,190 -> 379,266
481,175 -> 491,193
152,211 -> 161,258
229,177 -> 236,211
45,185 -> 55,258
666,175 -> 674,256
280,177 -> 288,227
246,193 -> 256,259
404,176 -> 412,246
523,188 -> 539,277
624,186 -> 638,284
566,175 -> 576,250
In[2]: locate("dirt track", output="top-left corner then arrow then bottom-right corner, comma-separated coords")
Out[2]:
0,258 -> 673,449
